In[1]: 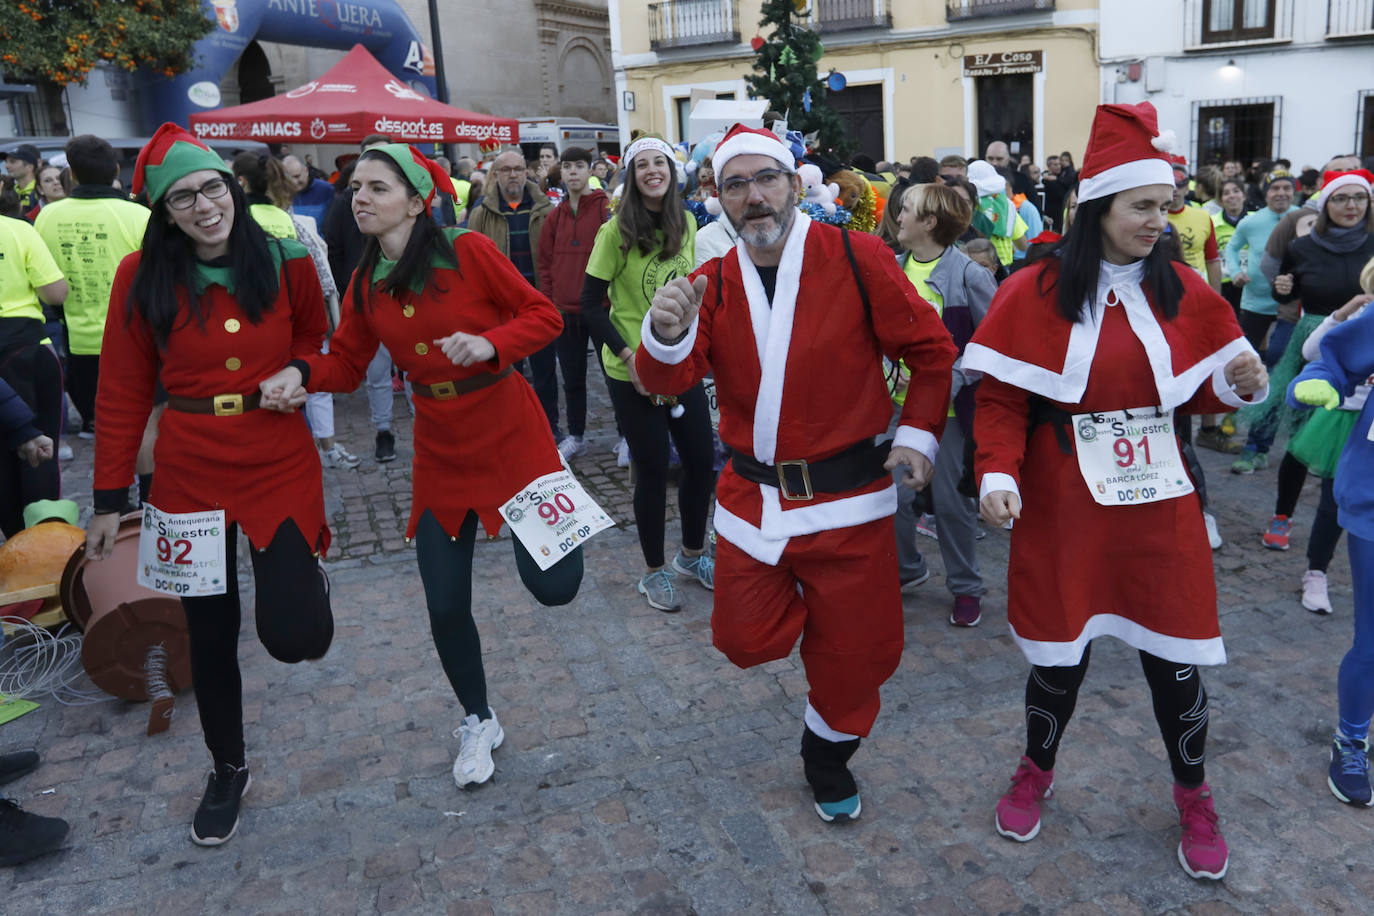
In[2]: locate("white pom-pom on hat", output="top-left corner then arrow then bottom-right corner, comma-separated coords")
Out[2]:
704,195 -> 722,216
1150,129 -> 1180,154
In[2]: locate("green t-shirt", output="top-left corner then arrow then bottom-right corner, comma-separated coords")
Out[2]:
35,196 -> 150,354
896,254 -> 954,414
585,214 -> 695,382
249,203 -> 298,240
990,214 -> 1028,266
0,215 -> 64,323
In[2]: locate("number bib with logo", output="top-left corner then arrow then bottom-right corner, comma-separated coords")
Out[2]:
1072,407 -> 1195,507
501,470 -> 615,571
137,505 -> 229,597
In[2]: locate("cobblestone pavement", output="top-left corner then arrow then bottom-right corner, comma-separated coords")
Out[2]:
5,384 -> 1370,914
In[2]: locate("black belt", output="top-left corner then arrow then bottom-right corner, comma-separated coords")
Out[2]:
166,392 -> 261,416
731,439 -> 891,501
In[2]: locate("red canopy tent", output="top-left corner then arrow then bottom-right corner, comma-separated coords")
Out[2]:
188,45 -> 518,146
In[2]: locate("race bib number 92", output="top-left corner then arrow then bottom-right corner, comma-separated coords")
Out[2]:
137,505 -> 228,596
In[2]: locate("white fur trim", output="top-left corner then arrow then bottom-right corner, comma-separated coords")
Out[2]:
714,501 -> 788,566
1317,172 -> 1373,211
963,264 -> 1261,411
758,480 -> 896,539
625,137 -> 675,165
1211,362 -> 1269,408
892,426 -> 939,466
1077,158 -> 1175,204
979,472 -> 1020,504
805,702 -> 860,742
638,311 -> 699,366
737,212 -> 813,465
712,132 -> 795,177
1009,615 -> 1227,667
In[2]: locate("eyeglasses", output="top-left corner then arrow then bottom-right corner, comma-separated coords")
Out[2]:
1329,193 -> 1370,207
494,166 -> 527,175
718,168 -> 789,200
165,177 -> 231,211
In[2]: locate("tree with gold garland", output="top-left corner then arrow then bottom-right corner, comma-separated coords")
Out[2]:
1,0 -> 213,87
745,0 -> 851,156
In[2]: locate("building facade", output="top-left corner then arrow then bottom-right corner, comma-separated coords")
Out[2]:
1099,0 -> 1374,170
608,0 -> 1101,165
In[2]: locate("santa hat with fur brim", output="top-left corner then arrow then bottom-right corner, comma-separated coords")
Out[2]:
1316,169 -> 1374,211
711,123 -> 797,177
1076,102 -> 1178,204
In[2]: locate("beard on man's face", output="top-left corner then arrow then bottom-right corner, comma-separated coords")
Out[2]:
728,198 -> 794,248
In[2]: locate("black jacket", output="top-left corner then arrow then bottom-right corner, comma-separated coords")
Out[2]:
1275,232 -> 1374,316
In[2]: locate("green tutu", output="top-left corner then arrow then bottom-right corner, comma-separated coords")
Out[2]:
1240,313 -> 1324,442
1287,407 -> 1361,479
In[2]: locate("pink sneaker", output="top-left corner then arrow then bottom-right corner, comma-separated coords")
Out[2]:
1173,782 -> 1229,879
995,756 -> 1054,841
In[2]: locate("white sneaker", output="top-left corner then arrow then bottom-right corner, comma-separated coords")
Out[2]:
319,443 -> 361,469
615,438 -> 631,468
57,443 -> 73,461
1203,512 -> 1223,550
1302,570 -> 1333,615
452,709 -> 504,787
557,435 -> 586,460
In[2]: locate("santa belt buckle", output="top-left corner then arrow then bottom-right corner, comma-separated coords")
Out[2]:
776,460 -> 814,501
212,394 -> 244,417
429,380 -> 458,400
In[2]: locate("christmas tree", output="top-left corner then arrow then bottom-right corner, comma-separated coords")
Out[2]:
746,0 -> 851,156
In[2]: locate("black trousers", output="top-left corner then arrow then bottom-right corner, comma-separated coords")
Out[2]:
180,521 -> 333,768
0,343 -> 62,537
1023,644 -> 1209,787
66,353 -> 99,429
553,312 -> 593,438
527,340 -> 562,440
605,377 -> 715,568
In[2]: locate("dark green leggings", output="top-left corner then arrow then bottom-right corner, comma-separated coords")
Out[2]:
414,509 -> 583,719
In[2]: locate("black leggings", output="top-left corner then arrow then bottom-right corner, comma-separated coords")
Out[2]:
0,343 -> 63,538
414,509 -> 582,719
1275,453 -> 1344,572
181,522 -> 333,768
1023,645 -> 1209,787
605,378 -> 715,569
66,353 -> 99,429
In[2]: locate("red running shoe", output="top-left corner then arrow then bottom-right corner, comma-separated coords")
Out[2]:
1262,514 -> 1291,550
995,756 -> 1054,841
1173,782 -> 1229,879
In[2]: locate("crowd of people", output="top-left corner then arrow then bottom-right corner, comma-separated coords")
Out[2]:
0,103 -> 1372,888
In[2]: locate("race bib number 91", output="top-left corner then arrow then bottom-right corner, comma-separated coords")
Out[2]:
501,470 -> 614,570
1073,407 -> 1194,507
137,505 -> 228,596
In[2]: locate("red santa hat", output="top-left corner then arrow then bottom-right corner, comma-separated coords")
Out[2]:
711,123 -> 796,177
1076,102 -> 1178,204
1316,169 -> 1374,211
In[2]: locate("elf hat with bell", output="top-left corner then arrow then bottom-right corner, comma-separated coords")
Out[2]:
1076,101 -> 1178,204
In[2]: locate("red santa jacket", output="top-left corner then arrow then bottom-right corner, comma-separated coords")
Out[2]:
636,213 -> 957,564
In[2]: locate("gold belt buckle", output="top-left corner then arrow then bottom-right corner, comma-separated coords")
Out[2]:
430,380 -> 457,400
212,393 -> 244,417
776,459 -> 813,501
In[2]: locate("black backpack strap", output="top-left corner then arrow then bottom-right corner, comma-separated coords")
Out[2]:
716,255 -> 724,311
841,227 -> 872,326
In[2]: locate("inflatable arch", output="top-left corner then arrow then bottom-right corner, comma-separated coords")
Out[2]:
140,0 -> 438,134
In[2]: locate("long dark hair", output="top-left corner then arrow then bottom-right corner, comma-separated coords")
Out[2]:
349,151 -> 460,312
1038,192 -> 1184,323
126,179 -> 279,347
618,154 -> 687,260
231,151 -> 294,208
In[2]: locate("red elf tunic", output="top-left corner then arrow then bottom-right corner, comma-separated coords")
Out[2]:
96,242 -> 330,551
964,258 -> 1266,667
303,228 -> 563,539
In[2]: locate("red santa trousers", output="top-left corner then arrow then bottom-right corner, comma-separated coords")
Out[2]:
712,515 -> 903,737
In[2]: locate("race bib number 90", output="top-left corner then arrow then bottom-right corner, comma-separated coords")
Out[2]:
137,505 -> 228,596
1072,407 -> 1194,507
501,470 -> 614,570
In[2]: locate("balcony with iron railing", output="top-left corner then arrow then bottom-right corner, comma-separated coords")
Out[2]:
808,0 -> 893,33
648,0 -> 740,52
1327,0 -> 1374,38
945,0 -> 1055,21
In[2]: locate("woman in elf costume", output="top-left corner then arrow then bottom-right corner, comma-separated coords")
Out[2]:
964,101 -> 1268,880
87,124 -> 335,847
260,144 -> 583,791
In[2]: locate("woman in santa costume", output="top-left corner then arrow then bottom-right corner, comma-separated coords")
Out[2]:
86,124 -> 335,847
964,102 -> 1268,880
259,144 -> 582,791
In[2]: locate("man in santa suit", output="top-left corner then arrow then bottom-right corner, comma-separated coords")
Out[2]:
636,123 -> 957,823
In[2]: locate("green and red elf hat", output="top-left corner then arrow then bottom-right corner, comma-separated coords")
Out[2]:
132,122 -> 232,204
367,143 -> 457,216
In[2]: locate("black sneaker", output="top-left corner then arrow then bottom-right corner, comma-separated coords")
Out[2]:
0,749 -> 39,786
374,430 -> 397,463
190,762 -> 251,847
0,798 -> 69,865
800,727 -> 862,823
